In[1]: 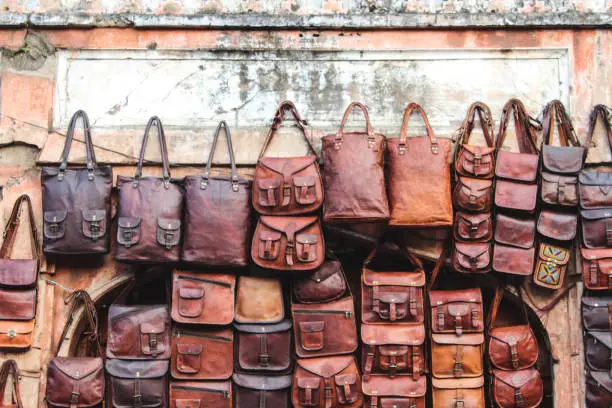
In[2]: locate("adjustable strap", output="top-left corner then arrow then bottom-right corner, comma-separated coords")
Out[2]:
0,194 -> 40,261
133,378 -> 143,408
471,306 -> 480,329
453,345 -> 464,377
514,387 -> 525,408
259,333 -> 269,367
324,378 -> 333,408
437,305 -> 445,332
454,389 -> 465,408
509,342 -> 520,369
454,314 -> 463,336
148,332 -> 159,357
412,345 -> 421,380
591,261 -> 599,286
363,346 -> 374,381
409,287 -> 417,317
284,225 -> 297,267
259,390 -> 267,408
202,120 -> 239,192
70,375 -> 80,408
370,396 -> 378,407
372,286 -> 380,315
0,359 -> 22,408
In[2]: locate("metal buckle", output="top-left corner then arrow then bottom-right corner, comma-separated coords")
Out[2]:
133,394 -> 143,407
431,141 -> 439,154
453,361 -> 463,375
49,223 -> 60,234
87,169 -> 94,181
70,391 -> 80,404
473,156 -> 482,168
57,170 -> 65,181
470,224 -> 478,236
260,354 -> 269,367
399,143 -> 406,155
89,221 -> 100,235
455,401 -> 465,408
123,230 -> 133,248
232,178 -> 240,192
7,329 -> 16,339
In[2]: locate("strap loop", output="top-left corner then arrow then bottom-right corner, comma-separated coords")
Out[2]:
58,110 -> 97,178
0,359 -> 22,408
398,103 -> 438,155
202,121 -> 239,192
134,116 -> 171,186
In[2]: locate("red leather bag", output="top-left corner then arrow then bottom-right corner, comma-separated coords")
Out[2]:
233,373 -> 292,408
491,368 -> 543,408
0,360 -> 23,408
234,319 -> 292,374
582,247 -> 612,290
454,101 -> 496,179
106,359 -> 168,408
453,212 -> 493,243
493,214 -> 536,276
451,242 -> 492,274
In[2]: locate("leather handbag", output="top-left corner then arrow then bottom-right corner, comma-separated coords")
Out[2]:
234,276 -> 284,324
491,368 -> 543,408
581,209 -> 612,248
0,288 -> 36,321
537,210 -> 578,243
493,214 -> 536,276
431,332 -> 484,379
115,116 -> 183,263
106,359 -> 168,408
429,287 -> 484,336
431,377 -> 485,408
170,270 -> 235,326
451,242 -> 492,274
41,110 -> 113,255
292,356 -> 363,408
586,371 -> 612,408
182,121 -> 252,266
106,304 -> 171,360
453,212 -> 493,243
292,295 -> 357,358
253,101 -> 323,216
582,296 -> 612,332
233,319 -> 292,373
322,102 -> 390,223
292,258 -> 347,304
0,360 -> 22,408
169,380 -> 231,408
580,105 -> 612,210
251,215 -> 325,271
387,102 -> 453,227
361,324 -> 425,381
233,373 -> 292,408
582,248 -> 612,290
585,330 -> 612,374
0,320 -> 34,351
533,243 -> 571,289
170,326 -> 233,380
454,101 -> 496,179
453,177 -> 493,213
362,375 -> 426,408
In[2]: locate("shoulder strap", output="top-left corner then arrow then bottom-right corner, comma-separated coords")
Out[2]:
427,244 -> 450,293
134,116 -> 171,186
0,359 -> 22,408
363,242 -> 425,273
496,98 -> 540,154
58,110 -> 97,181
487,285 -> 530,330
0,194 -> 39,261
456,101 -> 495,148
584,104 -> 612,155
55,290 -> 102,357
398,103 -> 439,155
334,102 -> 375,146
202,121 -> 239,192
257,101 -> 317,160
542,100 -> 580,147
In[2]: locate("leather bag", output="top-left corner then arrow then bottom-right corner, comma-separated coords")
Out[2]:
292,356 -> 363,408
585,330 -> 612,374
106,359 -> 168,408
115,116 -> 183,263
253,101 -> 323,215
582,296 -> 612,332
251,215 -> 325,271
581,209 -> 612,248
454,101 -> 496,179
169,380 -> 231,408
453,177 -> 493,213
106,304 -> 171,360
234,276 -> 284,324
170,270 -> 235,326
533,243 -> 571,289
292,258 -> 347,304
387,103 -> 453,227
537,210 -> 578,242
0,320 -> 34,351
170,326 -> 233,380
233,373 -> 292,408
453,212 -> 493,243
451,242 -> 492,274
586,371 -> 612,408
0,288 -> 36,321
491,368 -> 543,408
431,332 -> 484,379
362,375 -> 426,408
233,319 -> 292,374
582,248 -> 612,290
429,289 -> 484,336
322,102 -> 390,223
431,377 -> 485,408
0,360 -> 22,408
182,121 -> 252,266
41,110 -> 113,255
493,214 -> 536,276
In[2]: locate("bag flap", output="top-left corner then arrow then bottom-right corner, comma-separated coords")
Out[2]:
495,151 -> 539,182
432,333 -> 484,346
258,178 -> 281,189
588,331 -> 612,349
299,321 -> 325,333
296,234 -> 318,244
590,371 -> 612,393
232,373 -> 292,391
542,145 -> 584,174
581,248 -> 612,275
259,230 -> 282,241
0,259 -> 37,288
157,218 -> 180,231
458,178 -> 492,195
457,212 -> 491,226
335,374 -> 356,386
582,296 -> 612,308
541,172 -> 577,184
177,344 -> 203,355
429,288 -> 482,307
82,209 -> 106,222
490,325 -> 535,345
297,377 -> 321,388
309,261 -> 343,283
234,319 -> 292,334
50,357 -> 103,381
538,244 -> 570,265
260,215 -> 318,236
432,376 -> 484,390
455,243 -> 490,259
44,210 -> 67,223
362,270 -> 425,287
494,214 -> 536,248
537,211 -> 578,241
179,287 -> 204,299
296,355 -> 355,378
140,321 -> 166,335
493,368 -> 541,390
361,324 -> 425,346
294,175 -> 316,187
581,209 -> 612,220
580,170 -> 612,186
292,296 -> 354,315
0,319 -> 34,335
461,145 -> 495,161
105,359 -> 168,379
118,216 -> 141,228
258,156 -> 317,176
379,345 -> 408,356
175,400 -> 200,408
362,375 -> 426,398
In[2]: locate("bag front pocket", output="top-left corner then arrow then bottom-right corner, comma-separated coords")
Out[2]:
258,230 -> 282,260
541,172 -> 578,206
176,343 -> 203,374
82,209 -> 106,240
296,234 -> 318,263
157,218 -> 181,249
258,178 -> 281,207
492,243 -> 535,276
140,321 -> 167,357
44,210 -> 67,240
294,175 -> 317,205
373,291 -> 409,322
452,242 -> 491,274
297,377 -> 321,407
580,171 -> 612,209
378,346 -> 409,375
335,374 -> 358,404
454,212 -> 493,242
299,321 -> 325,351
117,216 -> 141,248
178,287 -> 204,318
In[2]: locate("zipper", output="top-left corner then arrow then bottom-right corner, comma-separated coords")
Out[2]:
171,385 -> 230,398
177,275 -> 232,288
294,309 -> 352,318
173,329 -> 232,342
111,305 -> 166,322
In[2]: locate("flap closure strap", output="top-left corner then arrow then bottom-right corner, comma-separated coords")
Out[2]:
438,304 -> 480,336
372,286 -> 414,322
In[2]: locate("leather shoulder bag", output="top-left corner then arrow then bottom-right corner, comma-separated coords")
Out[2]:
253,101 -> 323,215
431,377 -> 485,408
585,329 -> 612,375
292,256 -> 348,304
387,103 -> 453,227
491,367 -> 543,408
41,110 -> 113,255
581,248 -> 612,290
454,101 -> 496,179
0,360 -> 22,408
233,373 -> 292,408
586,370 -> 612,408
582,296 -> 612,332
170,380 -> 231,408
116,116 -> 183,263
362,375 -> 426,408
322,102 -> 389,223
182,121 -> 252,266
234,276 -> 284,324
106,359 -> 169,408
233,319 -> 292,374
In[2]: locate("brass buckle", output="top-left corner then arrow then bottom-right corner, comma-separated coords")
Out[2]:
453,361 -> 463,375
431,141 -> 439,154
70,391 -> 80,404
260,354 -> 269,367
49,223 -> 60,234
7,329 -> 16,339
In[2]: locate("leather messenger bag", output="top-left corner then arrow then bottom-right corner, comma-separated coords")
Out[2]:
170,380 -> 231,408
491,368 -> 543,408
0,360 -> 23,408
292,257 -> 348,304
362,375 -> 426,408
233,373 -> 292,408
234,276 -> 284,324
106,359 -> 168,408
454,101 -> 496,179
234,319 -> 292,374
582,296 -> 612,332
581,248 -> 612,290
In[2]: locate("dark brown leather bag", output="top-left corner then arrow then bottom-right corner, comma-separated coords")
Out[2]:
454,212 -> 493,243
170,270 -> 235,326
182,121 -> 252,266
322,102 -> 389,223
233,373 -> 292,408
234,319 -> 292,373
115,116 -> 183,263
537,210 -> 578,242
362,375 -> 426,408
234,276 -> 284,324
251,215 -> 324,271
451,242 -> 492,274
169,380 -> 231,408
170,326 -> 233,381
580,105 -> 612,210
491,368 -> 543,408
452,177 -> 493,213
0,360 -> 22,408
454,101 -> 496,179
582,248 -> 612,290
387,103 -> 453,227
253,101 -> 323,216
585,330 -> 612,374
107,304 -> 171,360
292,356 -> 363,408
41,110 -> 112,255
292,259 -> 347,304
106,359 -> 168,408
586,371 -> 612,408
582,296 -> 612,332
581,209 -> 612,248
431,377 -> 485,408
493,214 -> 536,276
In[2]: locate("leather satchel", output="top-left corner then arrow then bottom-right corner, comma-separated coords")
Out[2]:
493,214 -> 536,276
253,101 -> 323,216
292,259 -> 347,304
431,332 -> 484,379
106,359 -> 168,408
581,209 -> 612,248
454,101 -> 496,179
453,212 -> 493,243
0,320 -> 34,351
585,330 -> 612,374
0,360 -> 22,408
41,110 -> 113,255
581,248 -> 612,290
234,276 -> 284,324
361,324 -> 425,381
429,289 -> 484,336
580,105 -> 612,210
452,177 -> 493,213
170,326 -> 233,380
322,102 -> 390,223
251,215 -> 325,271
170,270 -> 235,326
387,102 -> 453,227
533,243 -> 571,290
169,380 -> 231,408
537,210 -> 578,242
233,373 -> 292,408
182,121 -> 252,266
362,375 -> 426,408
586,371 -> 612,408
491,368 -> 543,408
107,304 -> 171,360
234,320 -> 292,374
451,242 -> 492,274
582,296 -> 612,332
292,356 -> 363,408
431,377 -> 485,408
115,116 -> 183,263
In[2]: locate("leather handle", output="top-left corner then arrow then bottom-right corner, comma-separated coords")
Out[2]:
398,103 -> 438,154
457,101 -> 495,148
0,359 -> 22,408
203,121 -> 239,190
55,289 -> 102,357
542,100 -> 581,147
336,102 -> 374,139
487,285 -> 530,330
59,110 -> 97,176
496,98 -> 540,154
584,104 -> 612,158
0,194 -> 40,261
427,242 -> 451,293
362,241 -> 425,274
135,116 -> 171,183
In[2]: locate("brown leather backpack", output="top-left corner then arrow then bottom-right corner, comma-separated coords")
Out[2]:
322,102 -> 390,223
170,270 -> 236,325
233,373 -> 292,408
170,380 -> 231,408
234,276 -> 284,324
581,248 -> 612,290
292,258 -> 348,304
41,110 -> 113,255
431,377 -> 485,408
0,360 -> 22,408
182,121 -> 252,266
362,375 -> 426,408
491,368 -> 543,408
234,320 -> 292,374
454,101 -> 496,179
115,116 -> 183,264
253,101 -> 323,216
106,359 -> 168,408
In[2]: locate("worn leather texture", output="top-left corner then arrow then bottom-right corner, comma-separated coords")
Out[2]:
453,177 -> 493,213
170,327 -> 233,381
322,102 -> 390,223
581,248 -> 612,290
429,288 -> 483,335
585,331 -> 612,373
106,359 -> 168,408
0,260 -> 37,290
491,368 -> 543,408
106,304 -> 171,360
581,296 -> 612,332
580,171 -> 612,210
541,172 -> 579,207
537,210 -> 578,242
251,216 -> 325,271
233,373 -> 291,408
586,371 -> 612,408
488,326 -> 538,371
495,151 -> 539,183
453,212 -> 493,243
292,295 -> 357,358
292,356 -> 362,408
169,380 -> 232,408
362,375 -> 426,408
454,101 -> 496,179
170,270 -> 235,326
234,276 -> 284,324
234,320 -> 292,373
0,288 -> 36,321
452,242 -> 492,274
494,214 -> 536,249
494,179 -> 538,213
46,357 -> 104,408
493,244 -> 535,276
581,209 -> 612,248
431,333 -> 484,378
431,376 -> 485,408
0,320 -> 34,351
292,260 -> 347,304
